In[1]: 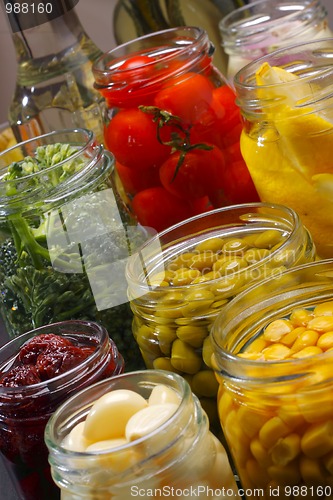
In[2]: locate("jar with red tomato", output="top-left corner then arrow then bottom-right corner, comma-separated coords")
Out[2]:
92,27 -> 259,233
0,320 -> 124,500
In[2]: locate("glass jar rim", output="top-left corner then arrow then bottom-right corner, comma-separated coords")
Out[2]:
45,369 -> 193,455
0,320 -> 115,395
126,201 -> 306,295
211,258 -> 333,378
0,128 -> 114,209
234,36 -> 333,91
92,26 -> 211,89
219,0 -> 326,41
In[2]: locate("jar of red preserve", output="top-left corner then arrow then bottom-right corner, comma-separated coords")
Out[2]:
0,320 -> 124,500
92,26 -> 259,233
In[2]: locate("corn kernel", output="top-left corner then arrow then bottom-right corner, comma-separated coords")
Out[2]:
323,451 -> 333,475
278,403 -> 306,430
316,331 -> 333,351
246,459 -> 271,489
250,438 -> 271,467
279,326 -> 306,347
263,319 -> 293,342
307,315 -> 333,332
270,433 -> 301,466
262,343 -> 291,360
297,390 -> 333,423
218,391 -> 234,424
314,301 -> 333,317
289,308 -> 313,327
245,336 -> 269,353
299,455 -> 326,485
291,330 -> 319,352
301,420 -> 333,458
291,346 -> 323,358
267,461 -> 301,486
259,416 -> 291,449
237,406 -> 269,439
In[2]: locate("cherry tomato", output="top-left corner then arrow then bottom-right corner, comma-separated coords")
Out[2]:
132,187 -> 194,232
105,108 -> 171,170
212,85 -> 242,137
154,72 -> 215,125
116,161 -> 161,196
159,145 -> 226,200
116,55 -> 152,73
212,158 -> 260,206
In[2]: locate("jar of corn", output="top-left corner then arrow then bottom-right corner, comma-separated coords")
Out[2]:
211,258 -> 333,498
126,202 -> 316,430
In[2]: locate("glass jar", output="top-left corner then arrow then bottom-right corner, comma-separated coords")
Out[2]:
112,0 -> 249,74
0,320 -> 124,500
45,369 -> 238,499
211,259 -> 333,498
92,26 -> 259,234
235,38 -> 333,259
125,202 -> 316,431
0,128 -> 145,371
219,0 -> 332,80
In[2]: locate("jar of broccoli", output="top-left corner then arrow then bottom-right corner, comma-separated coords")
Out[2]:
125,203 -> 316,429
0,128 -> 146,371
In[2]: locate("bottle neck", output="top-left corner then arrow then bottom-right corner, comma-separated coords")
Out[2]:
12,9 -> 96,62
12,10 -> 102,66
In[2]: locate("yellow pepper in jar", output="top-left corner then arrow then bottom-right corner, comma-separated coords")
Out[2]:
237,50 -> 333,258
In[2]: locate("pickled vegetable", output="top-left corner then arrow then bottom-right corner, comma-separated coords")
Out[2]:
218,300 -> 333,495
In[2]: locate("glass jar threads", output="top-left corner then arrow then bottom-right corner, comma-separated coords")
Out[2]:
0,320 -> 124,500
219,0 -> 332,80
45,370 -> 238,499
235,38 -> 333,259
211,259 -> 333,498
126,203 -> 316,429
0,128 -> 145,370
92,26 -> 259,233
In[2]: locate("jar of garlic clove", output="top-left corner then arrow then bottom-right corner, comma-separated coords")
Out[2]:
44,370 -> 238,499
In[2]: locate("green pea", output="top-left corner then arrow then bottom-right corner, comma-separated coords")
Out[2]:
191,370 -> 219,398
181,289 -> 215,316
195,237 -> 224,253
222,238 -> 249,254
153,357 -> 180,373
254,229 -> 282,249
176,325 -> 208,348
170,339 -> 202,375
136,325 -> 161,356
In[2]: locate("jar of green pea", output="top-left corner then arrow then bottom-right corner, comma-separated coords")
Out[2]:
126,203 -> 316,430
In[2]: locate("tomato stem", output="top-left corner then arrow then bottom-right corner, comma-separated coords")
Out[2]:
139,105 -> 212,182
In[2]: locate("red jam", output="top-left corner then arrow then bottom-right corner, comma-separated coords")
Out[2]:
0,334 -> 96,387
0,322 -> 124,500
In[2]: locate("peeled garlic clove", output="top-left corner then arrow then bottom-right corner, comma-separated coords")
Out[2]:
62,421 -> 92,452
148,384 -> 181,406
125,403 -> 178,441
83,389 -> 148,442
